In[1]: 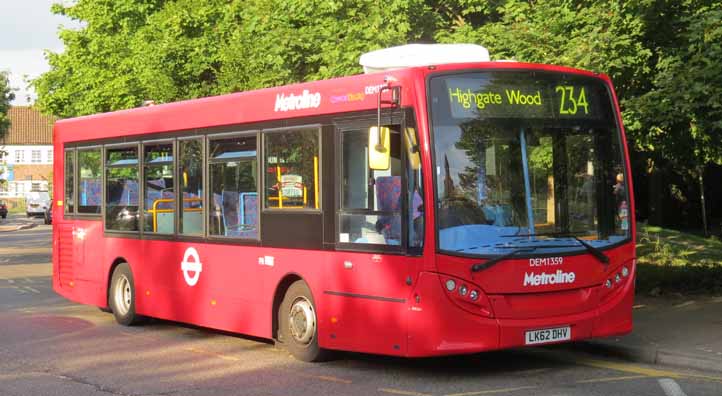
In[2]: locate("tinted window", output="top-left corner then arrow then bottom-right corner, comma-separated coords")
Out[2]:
209,135 -> 258,238
338,128 -> 402,245
77,148 -> 102,214
179,139 -> 204,235
143,143 -> 174,233
105,146 -> 139,231
264,128 -> 319,210
64,150 -> 75,213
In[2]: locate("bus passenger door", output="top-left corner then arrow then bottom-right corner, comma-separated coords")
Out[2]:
322,121 -> 422,356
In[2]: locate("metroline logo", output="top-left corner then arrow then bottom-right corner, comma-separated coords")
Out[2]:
274,89 -> 322,112
523,270 -> 576,286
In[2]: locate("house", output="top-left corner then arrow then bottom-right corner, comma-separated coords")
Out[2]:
0,106 -> 55,205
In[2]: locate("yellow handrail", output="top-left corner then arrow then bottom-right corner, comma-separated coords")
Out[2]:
148,197 -> 202,232
314,155 -> 319,209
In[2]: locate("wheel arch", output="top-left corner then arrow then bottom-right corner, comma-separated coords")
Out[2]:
271,272 -> 307,340
105,257 -> 130,308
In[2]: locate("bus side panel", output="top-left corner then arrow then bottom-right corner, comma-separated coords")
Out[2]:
318,252 -> 418,356
53,219 -> 107,308
128,240 -> 265,337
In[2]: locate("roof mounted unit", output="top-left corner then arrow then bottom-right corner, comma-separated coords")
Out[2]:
359,44 -> 490,74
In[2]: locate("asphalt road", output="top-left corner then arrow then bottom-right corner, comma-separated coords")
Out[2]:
1,218 -> 721,396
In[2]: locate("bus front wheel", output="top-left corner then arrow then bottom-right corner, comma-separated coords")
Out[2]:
109,263 -> 142,326
278,280 -> 329,362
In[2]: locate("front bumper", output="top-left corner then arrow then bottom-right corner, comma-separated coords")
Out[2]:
406,271 -> 634,357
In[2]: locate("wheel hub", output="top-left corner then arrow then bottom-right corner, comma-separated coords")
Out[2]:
288,297 -> 315,345
114,275 -> 131,316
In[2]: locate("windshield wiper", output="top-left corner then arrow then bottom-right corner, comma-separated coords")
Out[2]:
504,231 -> 609,266
471,247 -> 537,272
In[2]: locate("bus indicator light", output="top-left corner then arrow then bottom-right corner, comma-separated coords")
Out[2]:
445,279 -> 456,291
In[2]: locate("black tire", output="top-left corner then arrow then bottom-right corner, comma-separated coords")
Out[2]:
109,263 -> 142,326
278,280 -> 330,362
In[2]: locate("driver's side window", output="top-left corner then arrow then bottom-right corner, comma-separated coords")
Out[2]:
338,127 -> 402,246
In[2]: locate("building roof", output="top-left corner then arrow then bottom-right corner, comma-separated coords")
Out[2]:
2,106 -> 55,145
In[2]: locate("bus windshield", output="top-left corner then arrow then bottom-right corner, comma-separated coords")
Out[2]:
429,71 -> 630,256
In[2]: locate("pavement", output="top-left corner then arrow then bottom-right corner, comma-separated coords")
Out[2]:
583,294 -> 722,374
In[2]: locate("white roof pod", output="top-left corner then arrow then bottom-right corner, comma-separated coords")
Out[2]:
359,43 -> 490,74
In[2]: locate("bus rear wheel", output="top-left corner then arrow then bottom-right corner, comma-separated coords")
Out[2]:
278,280 -> 329,362
109,263 -> 142,326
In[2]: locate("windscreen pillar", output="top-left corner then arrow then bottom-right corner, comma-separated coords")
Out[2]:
519,129 -> 535,235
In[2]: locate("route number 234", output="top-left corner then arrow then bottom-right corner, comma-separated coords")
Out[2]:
555,85 -> 589,115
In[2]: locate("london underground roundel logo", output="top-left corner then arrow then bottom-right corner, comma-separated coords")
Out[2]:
181,247 -> 203,286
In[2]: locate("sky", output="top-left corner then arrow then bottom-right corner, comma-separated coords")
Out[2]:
0,1 -> 78,105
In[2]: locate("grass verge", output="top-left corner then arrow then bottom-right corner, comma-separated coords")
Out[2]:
636,224 -> 722,295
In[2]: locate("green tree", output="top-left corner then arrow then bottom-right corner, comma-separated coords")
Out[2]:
624,4 -> 722,235
33,0 -> 165,118
0,71 -> 14,140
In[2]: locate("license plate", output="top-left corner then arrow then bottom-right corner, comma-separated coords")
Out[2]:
524,326 -> 571,345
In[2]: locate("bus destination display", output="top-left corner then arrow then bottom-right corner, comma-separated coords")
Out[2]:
446,77 -> 603,120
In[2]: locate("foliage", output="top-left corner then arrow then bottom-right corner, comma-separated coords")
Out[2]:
623,4 -> 722,174
33,0 -> 433,116
0,71 -> 15,140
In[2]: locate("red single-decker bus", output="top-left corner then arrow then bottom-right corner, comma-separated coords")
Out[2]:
53,44 -> 636,361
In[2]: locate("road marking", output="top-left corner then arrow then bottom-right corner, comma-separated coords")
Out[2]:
296,373 -> 352,384
575,357 -> 683,378
577,375 -> 647,383
23,286 -> 41,294
575,357 -> 722,383
444,386 -> 537,396
659,378 -> 688,396
379,388 -> 433,396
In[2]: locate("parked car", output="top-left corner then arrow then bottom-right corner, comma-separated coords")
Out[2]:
44,205 -> 52,225
0,200 -> 7,219
26,191 -> 50,218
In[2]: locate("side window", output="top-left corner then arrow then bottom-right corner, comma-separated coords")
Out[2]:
339,127 -> 402,246
105,146 -> 140,232
208,134 -> 258,238
64,150 -> 75,214
179,139 -> 204,235
264,128 -> 320,210
143,142 -> 174,234
405,124 -> 424,250
77,148 -> 102,214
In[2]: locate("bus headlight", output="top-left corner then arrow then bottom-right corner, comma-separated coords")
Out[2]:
458,285 -> 468,296
445,279 -> 456,291
621,266 -> 629,277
